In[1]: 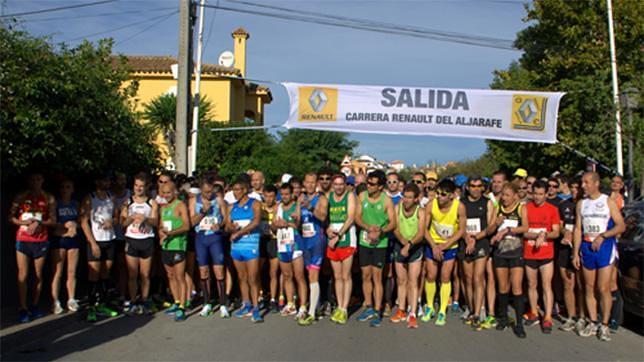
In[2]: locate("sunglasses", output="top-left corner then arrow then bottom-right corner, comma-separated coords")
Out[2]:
436,190 -> 451,197
427,178 -> 437,182
425,187 -> 434,192
387,180 -> 398,184
367,181 -> 379,187
469,184 -> 484,189
548,184 -> 559,188
332,182 -> 345,187
520,186 -> 528,190
413,180 -> 424,184
319,177 -> 331,181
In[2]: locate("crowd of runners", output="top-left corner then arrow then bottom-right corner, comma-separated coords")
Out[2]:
10,166 -> 629,342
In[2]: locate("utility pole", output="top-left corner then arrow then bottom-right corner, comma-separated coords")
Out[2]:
606,0 -> 623,176
188,0 -> 206,175
175,0 -> 194,174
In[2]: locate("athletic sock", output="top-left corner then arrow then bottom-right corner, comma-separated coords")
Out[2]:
513,294 -> 525,324
424,281 -> 437,309
216,279 -> 227,306
100,278 -> 110,304
610,290 -> 620,320
439,282 -> 452,314
384,276 -> 395,307
200,277 -> 211,304
496,293 -> 509,322
308,282 -> 320,317
88,281 -> 99,306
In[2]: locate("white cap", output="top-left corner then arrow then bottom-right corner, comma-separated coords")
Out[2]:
281,173 -> 293,184
189,187 -> 201,195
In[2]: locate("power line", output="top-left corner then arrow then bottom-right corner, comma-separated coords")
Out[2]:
0,0 -> 115,19
201,3 -> 516,50
64,10 -> 178,43
24,6 -> 175,23
115,10 -> 178,46
203,0 -> 219,54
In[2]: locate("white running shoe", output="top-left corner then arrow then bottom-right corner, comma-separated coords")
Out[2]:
67,299 -> 80,312
200,303 -> 213,317
53,300 -> 64,315
220,305 -> 230,319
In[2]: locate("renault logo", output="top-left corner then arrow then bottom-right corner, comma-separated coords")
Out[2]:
518,99 -> 538,124
309,89 -> 328,113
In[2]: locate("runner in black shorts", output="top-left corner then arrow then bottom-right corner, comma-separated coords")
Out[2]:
260,185 -> 280,313
557,179 -> 580,332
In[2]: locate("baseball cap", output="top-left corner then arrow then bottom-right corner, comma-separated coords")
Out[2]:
426,171 -> 438,181
346,176 -> 356,186
513,168 -> 528,179
281,173 -> 293,184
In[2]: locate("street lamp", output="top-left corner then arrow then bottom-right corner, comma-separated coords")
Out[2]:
619,87 -> 639,202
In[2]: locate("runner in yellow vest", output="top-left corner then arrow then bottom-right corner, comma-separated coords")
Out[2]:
422,179 -> 466,326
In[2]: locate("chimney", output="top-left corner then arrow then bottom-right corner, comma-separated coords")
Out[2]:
231,27 -> 249,77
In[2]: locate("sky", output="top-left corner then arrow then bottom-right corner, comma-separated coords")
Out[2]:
5,0 -> 530,166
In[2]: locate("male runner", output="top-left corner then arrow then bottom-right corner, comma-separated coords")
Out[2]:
260,185 -> 280,313
523,180 -> 561,334
573,172 -> 625,341
355,170 -> 396,327
10,172 -> 57,323
81,173 -> 120,322
383,172 -> 403,316
121,173 -> 158,315
422,179 -> 466,326
326,174 -> 357,325
391,184 -> 426,329
557,176 -> 581,332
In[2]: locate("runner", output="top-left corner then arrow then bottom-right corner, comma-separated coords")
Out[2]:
297,172 -> 329,326
249,170 -> 265,201
112,172 -> 131,305
120,172 -> 158,315
384,172 -> 403,317
355,170 -> 396,327
80,173 -> 120,322
189,174 -> 229,318
317,167 -> 334,197
573,172 -> 625,341
227,176 -> 263,323
326,174 -> 357,325
260,185 -> 280,313
523,180 -> 561,334
546,178 -> 560,207
461,176 -> 494,330
159,182 -> 190,322
609,175 -> 625,210
272,183 -> 301,317
391,183 -> 426,329
50,178 -> 80,315
489,182 -> 529,338
557,176 -> 581,332
10,171 -> 57,323
422,179 -> 466,326
526,175 -> 537,201
608,174 -> 625,330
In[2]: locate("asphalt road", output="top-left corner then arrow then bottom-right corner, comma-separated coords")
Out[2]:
1,307 -> 643,361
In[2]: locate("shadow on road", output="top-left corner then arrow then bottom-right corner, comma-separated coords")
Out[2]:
1,310 -> 153,361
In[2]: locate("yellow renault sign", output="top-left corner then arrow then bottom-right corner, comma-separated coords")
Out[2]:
511,94 -> 547,131
298,87 -> 338,122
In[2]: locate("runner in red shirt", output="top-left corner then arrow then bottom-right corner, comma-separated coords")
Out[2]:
523,180 -> 561,333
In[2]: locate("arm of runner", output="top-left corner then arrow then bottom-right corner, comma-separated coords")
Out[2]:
547,207 -> 561,240
442,202 -> 466,250
148,199 -> 159,227
166,202 -> 190,236
393,204 -> 406,245
189,196 -> 203,226
120,201 -> 133,229
572,200 -> 583,269
412,206 -> 426,245
215,197 -> 227,230
42,193 -> 57,227
509,204 -> 529,236
236,200 -> 262,237
354,192 -> 368,230
381,196 -> 396,234
313,194 -> 328,222
338,192 -> 356,236
9,193 -> 28,226
591,198 -> 626,251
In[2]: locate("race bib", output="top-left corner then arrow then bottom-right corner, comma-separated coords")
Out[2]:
583,217 -> 606,241
527,227 -> 547,246
466,218 -> 481,233
277,228 -> 294,252
499,219 -> 518,231
433,222 -> 454,239
361,230 -> 371,244
330,223 -> 343,233
302,222 -> 316,238
21,212 -> 42,222
199,216 -> 217,231
163,220 -> 173,231
236,219 -> 250,230
564,224 -> 574,232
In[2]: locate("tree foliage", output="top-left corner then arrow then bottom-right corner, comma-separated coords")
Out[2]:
487,0 -> 643,180
0,26 -> 160,178
439,153 -> 500,178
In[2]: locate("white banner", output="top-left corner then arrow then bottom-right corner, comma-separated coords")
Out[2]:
283,82 -> 565,143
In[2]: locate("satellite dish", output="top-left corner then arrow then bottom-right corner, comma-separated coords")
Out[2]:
218,51 -> 234,67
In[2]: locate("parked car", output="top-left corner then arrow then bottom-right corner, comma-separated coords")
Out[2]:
618,201 -> 644,318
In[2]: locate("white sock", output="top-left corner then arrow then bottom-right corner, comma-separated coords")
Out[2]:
308,282 -> 320,316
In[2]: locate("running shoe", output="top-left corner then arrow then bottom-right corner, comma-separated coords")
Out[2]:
164,303 -> 180,315
598,324 -> 611,341
298,314 -> 315,326
220,305 -> 230,319
67,299 -> 80,312
383,304 -> 392,318
18,309 -> 30,324
270,299 -> 279,314
53,300 -> 64,315
523,311 -> 539,327
357,307 -> 376,322
575,317 -> 587,333
542,318 -> 553,334
421,305 -> 435,323
174,308 -> 186,322
513,324 -> 527,338
435,312 -> 447,326
407,314 -> 418,329
330,308 -> 342,324
337,309 -> 348,325
278,296 -> 285,310
390,309 -> 407,323
234,303 -> 253,318
87,306 -> 97,323
96,304 -> 118,317
579,321 -> 599,337
280,303 -> 297,317
480,316 -> 497,329
142,300 -> 155,315
496,318 -> 509,331
369,314 -> 382,327
122,301 -> 135,314
559,317 -> 576,332
608,318 -> 619,332
29,305 -> 46,319
200,303 -> 213,317
472,318 -> 482,331
451,301 -> 460,314
460,306 -> 471,321
252,307 -> 264,323
295,307 -> 307,321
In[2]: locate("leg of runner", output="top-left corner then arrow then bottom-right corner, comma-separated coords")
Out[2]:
559,266 -> 577,331
198,265 -> 212,316
185,252 -> 196,308
597,265 -> 613,331
422,259 -> 438,322
293,256 -> 308,320
407,260 -> 421,329
32,255 -> 46,315
511,266 -> 526,338
540,261 -> 555,333
392,262 -> 408,323
331,259 -> 344,323
86,261 -> 101,322
213,264 -> 229,317
483,258 -> 497,328
436,260 -> 455,326
339,255 -> 353,324
233,260 -> 251,317
66,248 -> 80,311
451,261 -> 461,314
525,265 -> 540,324
383,262 -> 394,317
358,266 -> 375,321
462,259 -> 474,321
581,267 -> 599,336
139,255 -> 152,313
279,261 -> 296,315
371,265 -> 384,326
51,248 -> 65,314
301,267 -> 320,325
471,257 -> 487,329
126,254 -> 140,313
174,260 -> 188,321
575,269 -> 587,332
269,257 -> 279,312
247,258 -> 263,322
494,266 -> 510,330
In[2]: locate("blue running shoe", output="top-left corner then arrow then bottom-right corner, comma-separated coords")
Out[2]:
18,309 -> 30,324
357,307 -> 376,322
174,308 -> 186,322
251,307 -> 264,323
234,302 -> 252,318
369,314 -> 382,327
29,305 -> 45,319
451,301 -> 460,314
164,303 -> 180,315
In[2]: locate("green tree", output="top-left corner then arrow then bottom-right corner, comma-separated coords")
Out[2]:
439,153 -> 499,178
142,93 -> 213,158
0,26 -> 159,177
487,0 -> 643,181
